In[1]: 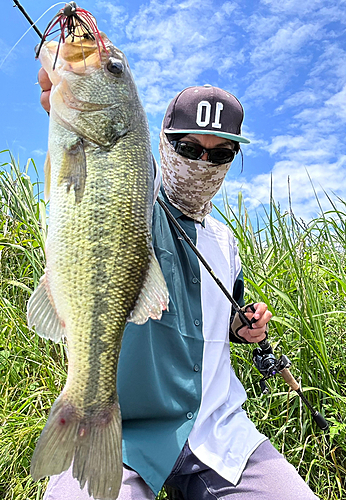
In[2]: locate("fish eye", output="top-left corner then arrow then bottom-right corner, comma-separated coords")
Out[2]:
106,58 -> 124,75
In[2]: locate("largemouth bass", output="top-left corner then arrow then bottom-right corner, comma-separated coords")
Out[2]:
28,9 -> 168,499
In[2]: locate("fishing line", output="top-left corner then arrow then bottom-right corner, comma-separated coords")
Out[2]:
0,2 -> 65,69
12,0 -> 43,38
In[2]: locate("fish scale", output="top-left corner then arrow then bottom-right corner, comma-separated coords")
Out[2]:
28,23 -> 168,500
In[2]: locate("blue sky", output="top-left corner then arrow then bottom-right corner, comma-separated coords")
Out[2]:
1,0 -> 346,221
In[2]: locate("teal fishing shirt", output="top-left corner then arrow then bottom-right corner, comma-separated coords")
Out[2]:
117,189 -> 266,495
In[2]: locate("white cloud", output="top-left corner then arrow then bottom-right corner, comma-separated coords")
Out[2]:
325,85 -> 346,120
260,0 -> 338,17
275,90 -> 320,113
96,1 -> 129,32
266,135 -> 305,155
32,149 -> 46,157
264,135 -> 335,162
91,0 -> 346,222
0,37 -> 17,73
244,66 -> 300,101
236,0 -> 346,109
250,22 -> 322,66
98,0 -> 243,115
221,155 -> 346,220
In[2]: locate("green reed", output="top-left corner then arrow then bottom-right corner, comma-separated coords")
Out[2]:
218,188 -> 346,499
0,151 -> 345,499
0,151 -> 65,499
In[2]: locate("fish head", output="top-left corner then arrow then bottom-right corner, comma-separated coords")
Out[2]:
39,34 -> 144,148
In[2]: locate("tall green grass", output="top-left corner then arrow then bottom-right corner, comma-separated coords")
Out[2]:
0,151 -> 345,499
218,188 -> 346,499
0,151 -> 66,499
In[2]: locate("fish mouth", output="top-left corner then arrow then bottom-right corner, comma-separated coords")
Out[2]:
61,39 -> 100,63
42,38 -> 104,75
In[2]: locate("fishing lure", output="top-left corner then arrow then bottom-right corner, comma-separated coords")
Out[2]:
34,1 -> 108,69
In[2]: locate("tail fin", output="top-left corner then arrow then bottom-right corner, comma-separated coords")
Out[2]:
31,395 -> 122,499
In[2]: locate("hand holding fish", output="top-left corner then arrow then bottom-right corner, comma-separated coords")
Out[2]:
38,67 -> 51,113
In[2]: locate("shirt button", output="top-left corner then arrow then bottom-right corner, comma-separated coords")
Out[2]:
186,412 -> 194,419
193,364 -> 200,372
194,319 -> 200,326
192,277 -> 198,284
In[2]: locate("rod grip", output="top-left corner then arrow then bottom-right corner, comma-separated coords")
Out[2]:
312,411 -> 329,431
280,368 -> 300,391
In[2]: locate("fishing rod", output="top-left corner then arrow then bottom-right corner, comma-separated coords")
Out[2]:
14,0 -> 329,432
157,197 -> 254,329
12,0 -> 43,39
157,197 -> 329,431
12,1 -> 81,46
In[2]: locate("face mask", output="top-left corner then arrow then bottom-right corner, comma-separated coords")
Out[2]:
159,130 -> 233,223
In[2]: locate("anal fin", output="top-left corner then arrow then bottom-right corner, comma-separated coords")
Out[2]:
128,247 -> 169,325
27,274 -> 65,342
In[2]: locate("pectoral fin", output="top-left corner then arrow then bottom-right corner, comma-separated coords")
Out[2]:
27,274 -> 65,342
128,248 -> 169,325
58,138 -> 87,203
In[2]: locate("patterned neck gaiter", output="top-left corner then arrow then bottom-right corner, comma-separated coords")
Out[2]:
159,130 -> 233,223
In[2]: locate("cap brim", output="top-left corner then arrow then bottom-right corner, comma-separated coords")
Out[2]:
164,128 -> 250,144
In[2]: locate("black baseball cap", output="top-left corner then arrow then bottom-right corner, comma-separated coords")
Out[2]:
163,84 -> 250,144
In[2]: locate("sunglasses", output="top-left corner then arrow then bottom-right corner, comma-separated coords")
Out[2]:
170,140 -> 236,165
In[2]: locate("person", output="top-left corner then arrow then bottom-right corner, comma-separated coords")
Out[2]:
38,72 -> 318,500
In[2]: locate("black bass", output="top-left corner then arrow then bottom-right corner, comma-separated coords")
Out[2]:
28,8 -> 168,499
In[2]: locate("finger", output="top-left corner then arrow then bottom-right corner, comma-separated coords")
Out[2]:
238,323 -> 267,338
238,327 -> 267,344
243,303 -> 265,322
243,308 -> 264,327
38,67 -> 52,91
253,332 -> 266,343
253,302 -> 267,320
251,311 -> 272,329
248,325 -> 266,337
40,89 -> 51,113
249,331 -> 267,343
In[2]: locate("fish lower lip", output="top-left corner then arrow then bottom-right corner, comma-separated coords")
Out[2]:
34,43 -> 41,56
